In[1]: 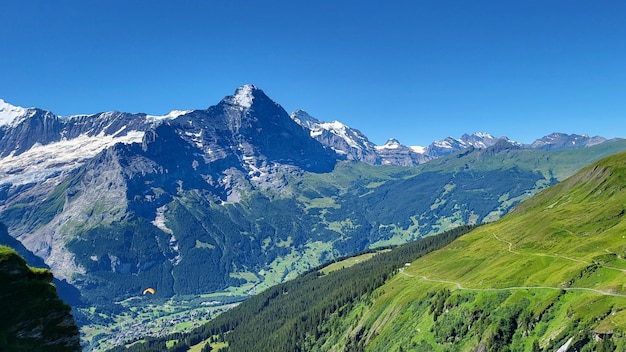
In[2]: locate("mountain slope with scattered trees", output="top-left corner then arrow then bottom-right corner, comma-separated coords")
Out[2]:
108,225 -> 477,352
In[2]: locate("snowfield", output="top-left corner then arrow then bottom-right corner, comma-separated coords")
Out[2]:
0,131 -> 144,186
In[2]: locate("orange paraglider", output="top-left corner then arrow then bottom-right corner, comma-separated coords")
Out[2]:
143,287 -> 156,295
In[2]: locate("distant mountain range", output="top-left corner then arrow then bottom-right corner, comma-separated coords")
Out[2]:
290,108 -> 609,166
0,89 -> 610,174
0,86 -> 624,350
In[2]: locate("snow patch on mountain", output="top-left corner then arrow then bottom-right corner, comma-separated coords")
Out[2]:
0,130 -> 144,186
146,109 -> 191,123
474,132 -> 493,139
290,110 -> 374,151
410,145 -> 426,154
375,139 -> 403,150
0,99 -> 28,126
230,84 -> 256,109
433,139 -> 454,149
317,121 -> 362,148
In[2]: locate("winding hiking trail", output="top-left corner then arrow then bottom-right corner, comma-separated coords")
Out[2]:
398,271 -> 626,298
492,233 -> 589,265
396,232 -> 626,298
492,233 -> 520,255
492,233 -> 626,272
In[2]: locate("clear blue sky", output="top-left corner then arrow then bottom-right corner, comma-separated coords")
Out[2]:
1,1 -> 624,146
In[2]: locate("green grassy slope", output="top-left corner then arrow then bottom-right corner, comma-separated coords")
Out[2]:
106,226 -> 478,352
335,151 -> 626,351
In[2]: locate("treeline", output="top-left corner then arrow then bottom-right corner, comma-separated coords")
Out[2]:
109,224 -> 477,352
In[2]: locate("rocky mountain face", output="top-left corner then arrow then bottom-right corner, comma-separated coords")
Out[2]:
374,138 -> 430,166
290,110 -> 380,164
0,103 -> 152,159
0,240 -> 81,352
0,85 -> 337,282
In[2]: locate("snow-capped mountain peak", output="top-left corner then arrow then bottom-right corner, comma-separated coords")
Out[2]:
429,132 -> 503,151
291,109 -> 322,129
290,109 -> 379,163
229,84 -> 257,109
459,132 -> 501,148
473,132 -> 494,139
290,110 -> 373,149
0,99 -> 28,126
375,138 -> 403,150
375,139 -> 426,155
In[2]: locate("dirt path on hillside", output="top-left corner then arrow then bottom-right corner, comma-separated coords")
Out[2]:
492,233 -> 626,272
492,233 -> 520,254
398,269 -> 626,298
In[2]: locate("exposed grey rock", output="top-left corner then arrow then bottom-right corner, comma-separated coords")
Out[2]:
529,132 -> 607,150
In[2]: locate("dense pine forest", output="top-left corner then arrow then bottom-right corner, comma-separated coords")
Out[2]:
108,225 -> 477,352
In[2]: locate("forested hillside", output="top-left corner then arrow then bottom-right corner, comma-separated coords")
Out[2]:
107,225 -> 477,352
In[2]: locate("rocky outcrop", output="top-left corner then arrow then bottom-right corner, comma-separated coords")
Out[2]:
0,109 -> 62,157
374,138 -> 429,166
0,244 -> 81,351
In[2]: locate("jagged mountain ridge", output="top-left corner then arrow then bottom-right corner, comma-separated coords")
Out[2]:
530,132 -> 607,150
289,109 -> 610,166
1,94 -> 609,176
1,85 -> 337,281
289,109 -> 510,166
